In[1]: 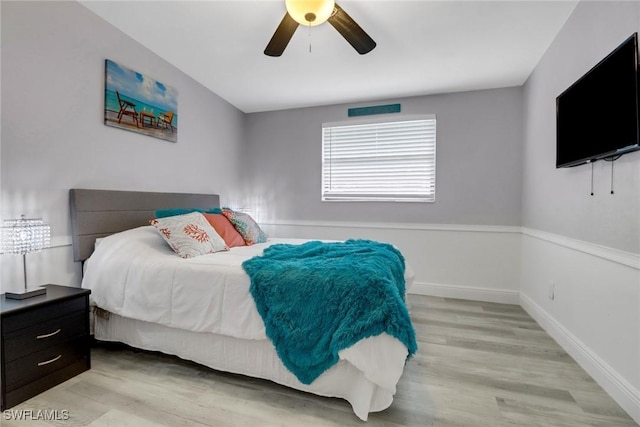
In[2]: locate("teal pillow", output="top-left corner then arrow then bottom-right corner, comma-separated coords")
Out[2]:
155,208 -> 221,218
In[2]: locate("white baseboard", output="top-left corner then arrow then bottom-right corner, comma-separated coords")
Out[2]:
520,293 -> 640,424
409,281 -> 520,304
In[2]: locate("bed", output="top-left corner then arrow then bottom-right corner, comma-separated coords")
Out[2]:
70,189 -> 417,421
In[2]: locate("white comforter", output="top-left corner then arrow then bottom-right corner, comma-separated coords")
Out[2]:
82,226 -> 413,413
85,226 -> 277,339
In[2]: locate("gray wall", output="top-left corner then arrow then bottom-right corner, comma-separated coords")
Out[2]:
522,1 -> 640,253
244,87 -> 524,226
520,4 -> 640,418
1,0 -> 245,239
1,1 -> 245,289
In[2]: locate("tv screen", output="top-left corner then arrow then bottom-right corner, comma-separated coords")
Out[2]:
556,33 -> 640,168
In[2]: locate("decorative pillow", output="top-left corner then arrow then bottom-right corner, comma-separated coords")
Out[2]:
155,207 -> 222,219
149,212 -> 228,258
203,213 -> 246,248
222,209 -> 268,245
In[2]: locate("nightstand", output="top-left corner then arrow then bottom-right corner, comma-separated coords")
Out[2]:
1,284 -> 91,410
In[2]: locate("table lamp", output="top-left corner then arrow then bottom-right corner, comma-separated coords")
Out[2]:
1,215 -> 51,299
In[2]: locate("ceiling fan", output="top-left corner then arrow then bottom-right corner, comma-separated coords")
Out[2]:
264,0 -> 377,57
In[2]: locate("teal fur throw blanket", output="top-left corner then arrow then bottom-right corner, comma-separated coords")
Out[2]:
242,239 -> 418,384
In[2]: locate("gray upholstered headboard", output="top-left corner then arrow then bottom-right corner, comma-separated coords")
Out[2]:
69,189 -> 220,262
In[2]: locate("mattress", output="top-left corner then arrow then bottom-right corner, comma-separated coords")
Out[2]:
82,226 -> 415,420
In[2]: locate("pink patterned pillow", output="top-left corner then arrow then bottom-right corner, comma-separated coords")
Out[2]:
149,212 -> 228,258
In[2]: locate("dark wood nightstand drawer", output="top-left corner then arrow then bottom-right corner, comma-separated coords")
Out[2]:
3,311 -> 87,362
3,360 -> 89,411
2,297 -> 86,333
4,338 -> 88,392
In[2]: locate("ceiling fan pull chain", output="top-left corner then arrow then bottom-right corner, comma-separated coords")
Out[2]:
309,23 -> 312,53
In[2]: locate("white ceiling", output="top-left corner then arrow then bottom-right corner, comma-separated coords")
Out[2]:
80,0 -> 578,113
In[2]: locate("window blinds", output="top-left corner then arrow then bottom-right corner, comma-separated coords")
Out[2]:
322,116 -> 436,202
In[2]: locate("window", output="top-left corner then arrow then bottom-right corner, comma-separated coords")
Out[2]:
322,115 -> 436,202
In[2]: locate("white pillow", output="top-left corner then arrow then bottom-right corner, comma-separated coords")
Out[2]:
149,212 -> 228,258
94,237 -> 105,250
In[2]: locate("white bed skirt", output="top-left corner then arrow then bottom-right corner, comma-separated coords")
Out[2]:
94,312 -> 397,421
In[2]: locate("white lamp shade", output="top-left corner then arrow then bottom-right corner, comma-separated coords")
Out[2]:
1,216 -> 51,255
285,0 -> 335,26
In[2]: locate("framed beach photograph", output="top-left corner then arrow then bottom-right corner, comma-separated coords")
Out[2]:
104,59 -> 178,143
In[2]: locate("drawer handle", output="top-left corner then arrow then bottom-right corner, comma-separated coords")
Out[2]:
36,328 -> 61,339
37,354 -> 62,366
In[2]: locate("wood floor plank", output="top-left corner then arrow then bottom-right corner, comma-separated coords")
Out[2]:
496,396 -> 636,427
5,294 -> 636,426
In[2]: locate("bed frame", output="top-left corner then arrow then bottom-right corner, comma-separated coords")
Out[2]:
69,189 -> 220,262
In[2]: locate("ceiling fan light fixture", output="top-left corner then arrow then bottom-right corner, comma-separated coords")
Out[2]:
265,1 -> 376,57
285,0 -> 335,26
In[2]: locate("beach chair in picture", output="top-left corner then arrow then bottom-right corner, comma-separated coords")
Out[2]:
157,111 -> 175,133
116,91 -> 139,128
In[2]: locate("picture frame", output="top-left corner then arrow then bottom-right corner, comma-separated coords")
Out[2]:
104,59 -> 178,143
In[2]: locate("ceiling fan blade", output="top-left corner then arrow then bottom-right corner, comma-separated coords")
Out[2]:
327,3 -> 376,55
264,12 -> 299,57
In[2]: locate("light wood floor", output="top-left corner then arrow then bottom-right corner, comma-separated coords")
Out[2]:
5,295 -> 636,426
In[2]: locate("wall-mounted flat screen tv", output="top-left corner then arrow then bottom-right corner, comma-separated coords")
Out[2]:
556,33 -> 640,168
